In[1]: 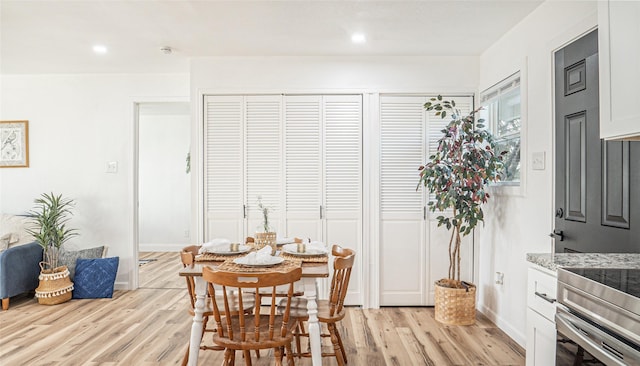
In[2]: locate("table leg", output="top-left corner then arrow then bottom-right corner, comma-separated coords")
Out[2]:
188,277 -> 207,366
303,277 -> 322,366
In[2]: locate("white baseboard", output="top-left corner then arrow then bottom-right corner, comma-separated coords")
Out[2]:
114,281 -> 130,291
139,243 -> 186,252
477,302 -> 526,347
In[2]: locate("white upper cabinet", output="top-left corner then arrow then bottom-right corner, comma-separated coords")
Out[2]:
599,0 -> 640,140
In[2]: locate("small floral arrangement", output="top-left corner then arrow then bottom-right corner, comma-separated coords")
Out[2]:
256,196 -> 271,233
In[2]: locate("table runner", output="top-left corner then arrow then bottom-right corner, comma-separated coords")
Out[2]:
215,258 -> 301,273
196,251 -> 328,263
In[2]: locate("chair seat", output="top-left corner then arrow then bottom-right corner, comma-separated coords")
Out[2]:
212,314 -> 297,350
279,298 -> 345,323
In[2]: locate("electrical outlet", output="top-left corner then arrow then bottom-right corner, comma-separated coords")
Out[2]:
183,230 -> 190,239
495,272 -> 504,285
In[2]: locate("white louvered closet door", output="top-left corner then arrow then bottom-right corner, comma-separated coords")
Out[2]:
284,95 -> 323,241
204,95 -> 245,242
323,95 -> 362,305
380,96 -> 428,305
245,95 -> 283,235
379,95 -> 474,306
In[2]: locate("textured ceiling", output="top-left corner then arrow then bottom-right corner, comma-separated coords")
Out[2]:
1,0 -> 544,74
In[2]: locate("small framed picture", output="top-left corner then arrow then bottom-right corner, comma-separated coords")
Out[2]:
0,120 -> 29,168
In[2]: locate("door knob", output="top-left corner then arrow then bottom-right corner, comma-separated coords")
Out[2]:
549,229 -> 564,241
555,208 -> 564,218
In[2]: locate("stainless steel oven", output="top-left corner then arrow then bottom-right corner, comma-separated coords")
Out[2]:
556,268 -> 640,365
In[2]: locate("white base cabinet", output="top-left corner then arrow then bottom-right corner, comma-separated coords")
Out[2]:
526,308 -> 557,366
526,265 -> 557,366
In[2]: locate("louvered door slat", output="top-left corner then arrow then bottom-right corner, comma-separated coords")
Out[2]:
204,95 -> 244,240
245,96 -> 282,230
324,95 -> 362,213
285,96 -> 322,212
380,96 -> 425,214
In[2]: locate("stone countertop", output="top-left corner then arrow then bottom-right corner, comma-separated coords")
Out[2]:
527,252 -> 640,272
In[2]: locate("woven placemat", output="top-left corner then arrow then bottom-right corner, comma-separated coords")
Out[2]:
216,259 -> 301,273
280,252 -> 328,263
195,252 -> 247,262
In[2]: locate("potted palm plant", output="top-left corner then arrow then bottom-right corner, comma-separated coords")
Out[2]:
27,192 -> 78,305
418,96 -> 504,325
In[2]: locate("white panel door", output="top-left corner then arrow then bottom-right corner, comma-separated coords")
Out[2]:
245,95 -> 283,235
284,95 -> 323,240
204,95 -> 244,241
380,96 -> 428,305
379,95 -> 473,306
323,95 -> 362,305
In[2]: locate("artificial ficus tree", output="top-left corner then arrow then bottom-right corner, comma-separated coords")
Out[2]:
418,96 -> 505,286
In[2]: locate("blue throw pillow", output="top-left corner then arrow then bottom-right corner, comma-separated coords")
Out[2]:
72,257 -> 119,299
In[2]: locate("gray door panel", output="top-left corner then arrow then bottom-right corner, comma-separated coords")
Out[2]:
554,29 -> 640,253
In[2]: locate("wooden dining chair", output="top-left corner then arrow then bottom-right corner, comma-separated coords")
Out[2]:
203,265 -> 302,366
284,245 -> 355,365
179,245 -> 257,366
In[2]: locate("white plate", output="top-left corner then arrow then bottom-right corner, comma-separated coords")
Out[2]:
233,256 -> 284,267
282,244 -> 328,257
211,244 -> 251,256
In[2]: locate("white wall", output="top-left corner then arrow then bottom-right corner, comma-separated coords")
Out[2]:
191,56 -> 478,93
476,1 -> 597,346
138,102 -> 191,250
0,74 -> 189,289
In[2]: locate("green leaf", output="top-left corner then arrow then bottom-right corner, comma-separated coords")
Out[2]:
451,100 -> 456,107
437,95 -> 442,101
441,111 -> 447,119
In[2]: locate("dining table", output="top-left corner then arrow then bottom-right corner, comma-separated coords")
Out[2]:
179,252 -> 330,366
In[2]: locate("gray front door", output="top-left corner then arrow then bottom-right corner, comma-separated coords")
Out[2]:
554,29 -> 640,253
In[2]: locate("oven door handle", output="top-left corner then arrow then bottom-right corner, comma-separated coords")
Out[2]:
556,310 -> 638,366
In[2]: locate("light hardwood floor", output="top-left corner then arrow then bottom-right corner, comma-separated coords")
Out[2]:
0,252 -> 525,365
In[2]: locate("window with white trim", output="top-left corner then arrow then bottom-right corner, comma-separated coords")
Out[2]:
479,72 -> 521,185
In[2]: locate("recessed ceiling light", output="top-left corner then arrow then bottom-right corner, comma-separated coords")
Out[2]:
351,33 -> 366,44
93,45 -> 108,54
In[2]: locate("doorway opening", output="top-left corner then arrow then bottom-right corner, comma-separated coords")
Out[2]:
136,102 -> 191,289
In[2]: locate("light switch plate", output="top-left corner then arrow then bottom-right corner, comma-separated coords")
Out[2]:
532,152 -> 545,170
106,161 -> 118,173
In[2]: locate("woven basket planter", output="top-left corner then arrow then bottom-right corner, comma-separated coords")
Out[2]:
434,279 -> 476,325
254,232 -> 277,255
35,264 -> 74,305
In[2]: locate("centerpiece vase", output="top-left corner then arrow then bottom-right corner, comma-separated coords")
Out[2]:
254,231 -> 277,255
